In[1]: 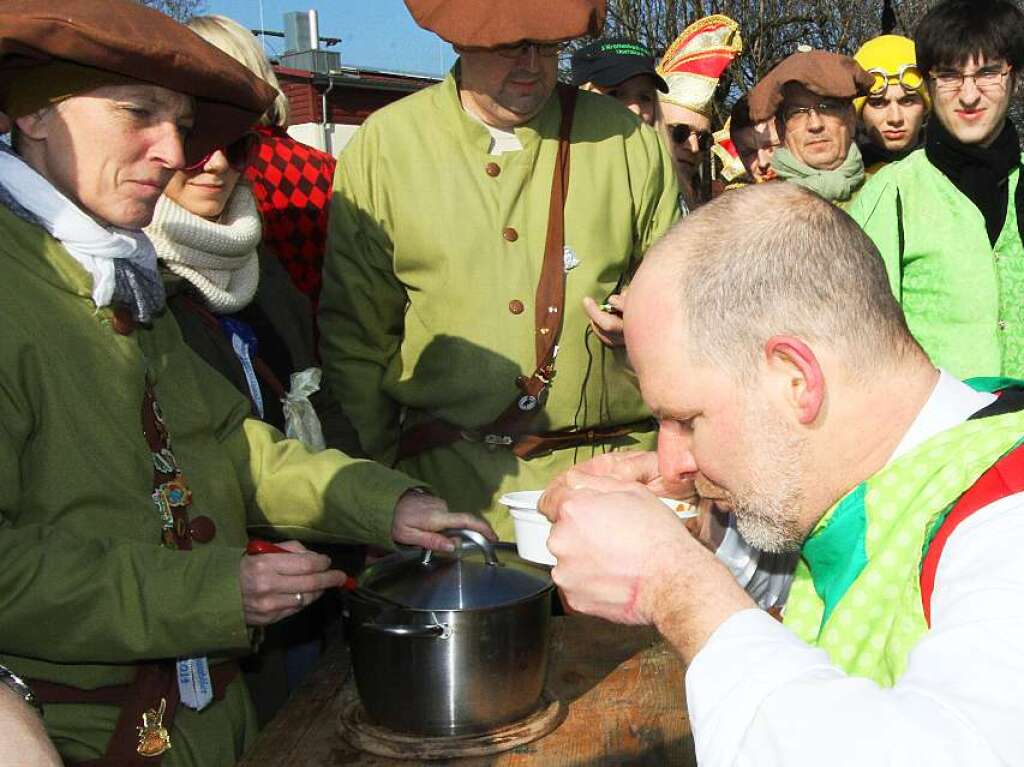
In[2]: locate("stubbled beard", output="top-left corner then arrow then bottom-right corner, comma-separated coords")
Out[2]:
728,403 -> 807,554
733,495 -> 804,553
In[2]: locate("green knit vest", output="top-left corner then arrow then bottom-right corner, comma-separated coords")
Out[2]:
784,393 -> 1024,686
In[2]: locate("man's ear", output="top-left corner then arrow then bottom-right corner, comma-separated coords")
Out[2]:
763,335 -> 825,425
14,108 -> 50,141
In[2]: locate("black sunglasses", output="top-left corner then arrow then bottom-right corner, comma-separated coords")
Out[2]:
184,132 -> 259,172
669,124 -> 713,151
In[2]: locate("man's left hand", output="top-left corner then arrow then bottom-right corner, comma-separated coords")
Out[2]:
583,294 -> 626,347
391,489 -> 498,551
539,470 -> 754,662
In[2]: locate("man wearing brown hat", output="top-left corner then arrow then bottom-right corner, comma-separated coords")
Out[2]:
0,1 -> 493,764
321,0 -> 680,540
749,48 -> 874,206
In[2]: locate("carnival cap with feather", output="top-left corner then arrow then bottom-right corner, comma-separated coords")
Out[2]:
658,15 -> 742,117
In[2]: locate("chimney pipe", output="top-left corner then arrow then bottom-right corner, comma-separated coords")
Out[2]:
308,9 -> 319,51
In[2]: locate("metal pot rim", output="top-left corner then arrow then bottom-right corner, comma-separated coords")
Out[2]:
356,540 -> 554,612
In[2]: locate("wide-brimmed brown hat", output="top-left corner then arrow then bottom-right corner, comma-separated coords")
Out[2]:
0,0 -> 276,165
405,0 -> 606,48
748,50 -> 874,123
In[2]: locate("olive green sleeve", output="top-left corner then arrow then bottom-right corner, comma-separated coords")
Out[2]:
0,392 -> 250,664
848,173 -> 903,300
195,353 -> 420,549
319,123 -> 408,466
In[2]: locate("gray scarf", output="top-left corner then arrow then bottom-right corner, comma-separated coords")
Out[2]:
771,142 -> 866,204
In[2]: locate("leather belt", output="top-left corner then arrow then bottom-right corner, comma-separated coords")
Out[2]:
30,662 -> 239,767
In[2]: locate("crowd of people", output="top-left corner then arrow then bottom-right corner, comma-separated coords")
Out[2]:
1,0 -> 1023,764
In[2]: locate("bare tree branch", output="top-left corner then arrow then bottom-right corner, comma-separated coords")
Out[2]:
137,0 -> 206,23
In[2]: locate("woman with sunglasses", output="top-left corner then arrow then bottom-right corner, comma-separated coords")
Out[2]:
854,35 -> 931,175
146,132 -> 341,454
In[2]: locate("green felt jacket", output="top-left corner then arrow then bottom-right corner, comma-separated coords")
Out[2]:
849,149 -> 1024,379
320,68 -> 679,538
0,205 -> 420,764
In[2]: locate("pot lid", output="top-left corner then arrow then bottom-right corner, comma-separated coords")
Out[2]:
358,532 -> 553,611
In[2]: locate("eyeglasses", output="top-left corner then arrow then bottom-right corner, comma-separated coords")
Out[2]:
495,41 -> 566,59
669,124 -> 714,151
866,64 -> 924,95
782,100 -> 850,125
929,65 -> 1012,92
184,132 -> 258,172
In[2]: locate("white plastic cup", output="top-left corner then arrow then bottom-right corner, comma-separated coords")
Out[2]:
498,490 -> 697,566
499,491 -> 554,565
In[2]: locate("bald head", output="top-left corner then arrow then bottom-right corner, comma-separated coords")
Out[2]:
629,183 -> 920,379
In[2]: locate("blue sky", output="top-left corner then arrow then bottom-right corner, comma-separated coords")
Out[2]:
205,0 -> 456,76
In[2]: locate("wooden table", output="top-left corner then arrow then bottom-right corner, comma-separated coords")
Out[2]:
239,615 -> 696,766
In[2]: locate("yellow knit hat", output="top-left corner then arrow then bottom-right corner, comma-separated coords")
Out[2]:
853,34 -> 930,113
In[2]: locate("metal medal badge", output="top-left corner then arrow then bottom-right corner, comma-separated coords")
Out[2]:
137,697 -> 171,757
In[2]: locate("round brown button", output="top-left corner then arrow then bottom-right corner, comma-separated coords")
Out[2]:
502,227 -> 519,242
189,515 -> 217,543
110,306 -> 136,336
485,162 -> 501,177
509,299 -> 525,315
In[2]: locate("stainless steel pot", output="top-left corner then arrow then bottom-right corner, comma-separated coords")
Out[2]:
347,529 -> 554,736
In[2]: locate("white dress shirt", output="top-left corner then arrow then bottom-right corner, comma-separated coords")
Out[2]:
688,371 -> 1024,766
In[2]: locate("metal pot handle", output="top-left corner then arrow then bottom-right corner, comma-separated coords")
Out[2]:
362,619 -> 452,639
420,528 -> 500,567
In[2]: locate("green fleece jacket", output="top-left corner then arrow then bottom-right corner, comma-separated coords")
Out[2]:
849,149 -> 1024,378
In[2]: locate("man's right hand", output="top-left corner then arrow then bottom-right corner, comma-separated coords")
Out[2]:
538,471 -> 754,663
559,450 -> 696,501
239,540 -> 347,626
551,450 -> 727,550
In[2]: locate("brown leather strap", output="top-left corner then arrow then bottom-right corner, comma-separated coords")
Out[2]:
32,662 -> 238,767
511,420 -> 654,460
398,85 -> 577,462
489,83 -> 576,432
399,417 -> 654,462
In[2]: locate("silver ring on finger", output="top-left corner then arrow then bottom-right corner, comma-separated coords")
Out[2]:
295,592 -> 304,607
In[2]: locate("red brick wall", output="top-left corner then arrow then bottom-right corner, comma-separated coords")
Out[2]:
274,65 -> 436,127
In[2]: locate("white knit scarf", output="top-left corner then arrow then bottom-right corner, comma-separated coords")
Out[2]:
146,185 -> 262,313
0,142 -> 165,322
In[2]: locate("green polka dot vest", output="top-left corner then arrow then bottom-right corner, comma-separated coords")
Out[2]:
784,390 -> 1024,686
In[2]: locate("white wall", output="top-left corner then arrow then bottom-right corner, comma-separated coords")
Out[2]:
286,122 -> 361,157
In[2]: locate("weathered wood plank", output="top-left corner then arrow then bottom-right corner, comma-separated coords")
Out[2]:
240,614 -> 695,766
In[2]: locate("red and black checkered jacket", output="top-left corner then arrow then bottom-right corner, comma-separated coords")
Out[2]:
245,126 -> 336,313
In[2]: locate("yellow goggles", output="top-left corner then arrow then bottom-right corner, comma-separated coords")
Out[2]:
867,64 -> 924,95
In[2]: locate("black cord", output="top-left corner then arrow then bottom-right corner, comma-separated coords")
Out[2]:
572,324 -> 598,465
